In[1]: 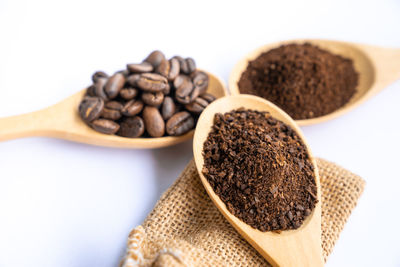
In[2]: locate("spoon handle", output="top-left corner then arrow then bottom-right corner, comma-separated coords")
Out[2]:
358,44 -> 400,91
0,108 -> 56,142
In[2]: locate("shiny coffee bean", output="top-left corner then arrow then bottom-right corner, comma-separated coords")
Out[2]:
156,58 -> 180,81
105,73 -> 125,99
79,96 -> 104,123
121,99 -> 144,117
127,74 -> 141,87
101,107 -> 122,120
174,75 -> 198,104
173,56 -> 186,73
191,71 -> 209,94
86,85 -> 96,97
106,101 -> 124,111
186,58 -> 196,74
143,106 -> 165,137
166,111 -> 195,136
92,71 -> 108,83
127,62 -> 154,73
141,92 -> 164,107
93,78 -> 108,100
117,116 -> 145,138
144,50 -> 165,68
185,97 -> 209,114
91,119 -> 120,134
199,92 -> 216,103
120,88 -> 139,100
137,73 -> 168,92
161,96 -> 176,120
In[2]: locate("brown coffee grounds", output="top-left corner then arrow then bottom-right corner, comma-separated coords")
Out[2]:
202,109 -> 318,231
238,43 -> 359,119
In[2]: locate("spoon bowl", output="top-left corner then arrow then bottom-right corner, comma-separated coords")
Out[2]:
229,39 -> 400,126
193,94 -> 323,266
0,71 -> 228,148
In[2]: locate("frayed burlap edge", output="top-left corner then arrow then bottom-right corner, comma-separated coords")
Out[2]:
120,158 -> 365,267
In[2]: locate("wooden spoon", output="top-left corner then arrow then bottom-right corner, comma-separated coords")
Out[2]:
229,39 -> 400,126
193,94 -> 323,267
0,71 -> 227,149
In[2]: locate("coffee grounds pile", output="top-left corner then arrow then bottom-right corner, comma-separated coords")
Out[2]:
202,109 -> 318,231
238,43 -> 359,120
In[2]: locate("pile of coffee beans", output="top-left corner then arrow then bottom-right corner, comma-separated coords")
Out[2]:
238,43 -> 359,120
79,51 -> 216,137
202,109 -> 318,231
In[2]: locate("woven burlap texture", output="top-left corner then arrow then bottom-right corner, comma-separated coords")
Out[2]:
120,158 -> 365,267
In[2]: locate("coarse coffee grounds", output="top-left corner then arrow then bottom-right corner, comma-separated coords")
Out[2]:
202,109 -> 318,231
238,43 -> 359,120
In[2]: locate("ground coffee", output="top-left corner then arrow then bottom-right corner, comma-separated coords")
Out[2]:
238,43 -> 359,120
202,109 -> 318,231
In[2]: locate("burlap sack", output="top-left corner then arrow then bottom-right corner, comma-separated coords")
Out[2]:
120,158 -> 365,267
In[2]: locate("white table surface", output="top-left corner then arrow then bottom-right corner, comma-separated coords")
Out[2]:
1,0 -> 399,266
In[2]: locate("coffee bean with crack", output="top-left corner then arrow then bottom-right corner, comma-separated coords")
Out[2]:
105,101 -> 123,111
161,96 -> 176,120
117,116 -> 145,138
156,58 -> 180,81
199,92 -> 216,103
127,62 -> 154,73
79,96 -> 104,123
102,101 -> 123,120
88,77 -> 108,100
137,73 -> 168,92
105,73 -> 125,99
191,71 -> 209,94
143,106 -> 165,137
92,71 -> 108,83
91,119 -> 120,134
166,111 -> 195,136
141,92 -> 164,107
121,99 -> 144,117
174,75 -> 198,104
120,88 -> 139,100
144,50 -> 165,68
185,96 -> 209,114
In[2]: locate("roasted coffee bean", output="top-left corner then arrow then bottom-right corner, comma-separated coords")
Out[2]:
79,96 -> 104,123
120,88 -> 139,100
141,92 -> 164,107
86,85 -> 96,97
117,116 -> 145,138
105,101 -> 123,111
186,58 -> 196,74
91,119 -> 120,134
174,75 -> 198,104
127,74 -> 141,87
137,73 -> 168,92
156,58 -> 180,81
92,71 -> 108,83
127,62 -> 154,73
199,92 -> 216,103
144,50 -> 165,68
143,106 -> 165,137
163,83 -> 171,95
105,73 -> 125,99
101,107 -> 122,120
185,97 -> 209,114
173,56 -> 187,73
121,99 -> 144,117
166,111 -> 194,136
92,78 -> 108,100
191,71 -> 209,94
161,96 -> 176,120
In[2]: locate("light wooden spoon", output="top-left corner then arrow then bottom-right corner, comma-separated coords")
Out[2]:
0,71 -> 227,149
229,39 -> 400,126
193,94 -> 323,267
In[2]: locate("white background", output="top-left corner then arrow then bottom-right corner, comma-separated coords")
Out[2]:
1,0 -> 399,266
